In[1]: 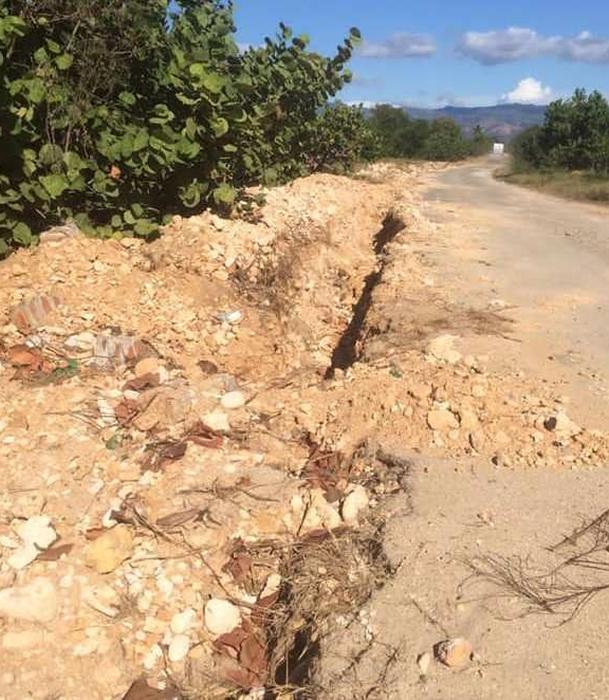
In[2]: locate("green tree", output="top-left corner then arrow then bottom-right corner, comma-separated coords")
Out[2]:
519,89 -> 609,174
510,126 -> 545,171
468,125 -> 493,156
422,118 -> 468,161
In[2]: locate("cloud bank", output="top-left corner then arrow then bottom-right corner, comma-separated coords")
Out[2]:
359,32 -> 436,59
458,27 -> 609,64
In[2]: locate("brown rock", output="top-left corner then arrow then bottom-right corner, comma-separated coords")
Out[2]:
427,409 -> 459,432
84,525 -> 134,574
434,637 -> 474,668
135,357 -> 160,378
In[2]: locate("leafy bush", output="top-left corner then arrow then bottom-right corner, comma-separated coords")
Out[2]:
421,117 -> 468,161
305,103 -> 381,173
468,125 -> 493,157
510,126 -> 545,171
0,1 -> 369,254
512,90 -> 609,175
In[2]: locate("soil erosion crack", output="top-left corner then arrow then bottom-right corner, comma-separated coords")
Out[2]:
326,212 -> 406,377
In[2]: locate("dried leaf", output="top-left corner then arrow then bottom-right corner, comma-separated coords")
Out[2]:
156,508 -> 201,529
302,439 -> 346,496
7,344 -> 44,368
124,373 -> 160,391
214,626 -> 250,657
251,592 -> 279,627
85,527 -> 106,541
143,440 -> 188,471
122,677 -> 182,700
114,399 -> 140,427
37,543 -> 74,561
223,551 -> 253,585
239,634 -> 268,681
187,422 -> 224,449
197,359 -> 219,375
217,655 -> 258,690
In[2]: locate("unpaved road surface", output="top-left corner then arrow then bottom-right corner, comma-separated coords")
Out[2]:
425,160 -> 609,428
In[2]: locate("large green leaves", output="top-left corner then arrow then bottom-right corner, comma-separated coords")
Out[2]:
0,1 -> 364,255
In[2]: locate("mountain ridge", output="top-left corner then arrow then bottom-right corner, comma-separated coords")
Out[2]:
402,103 -> 547,141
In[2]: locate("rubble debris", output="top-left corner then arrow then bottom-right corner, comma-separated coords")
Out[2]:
11,293 -> 61,332
0,578 -> 59,623
84,525 -> 134,574
434,638 -> 474,668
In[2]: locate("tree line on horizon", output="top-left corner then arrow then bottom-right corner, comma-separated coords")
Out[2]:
511,89 -> 609,175
363,104 -> 492,161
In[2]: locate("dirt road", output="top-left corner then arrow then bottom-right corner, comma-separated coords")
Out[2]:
319,162 -> 609,700
424,159 -> 609,429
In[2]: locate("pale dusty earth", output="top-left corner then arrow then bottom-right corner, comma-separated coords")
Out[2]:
1,158 -> 609,700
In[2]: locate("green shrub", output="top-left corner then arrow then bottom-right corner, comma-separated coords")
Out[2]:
512,89 -> 609,175
0,1 -> 368,254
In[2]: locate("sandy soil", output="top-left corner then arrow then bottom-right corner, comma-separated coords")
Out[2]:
1,159 -> 609,700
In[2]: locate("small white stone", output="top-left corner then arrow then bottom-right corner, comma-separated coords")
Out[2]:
427,334 -> 462,365
260,573 -> 282,600
168,634 -> 190,663
7,544 -> 39,570
2,629 -> 44,650
417,651 -> 432,676
203,410 -> 231,433
341,485 -> 369,523
170,608 -> 197,635
15,515 -> 57,550
220,391 -> 246,410
143,643 -> 163,670
0,578 -> 59,623
204,598 -> 241,636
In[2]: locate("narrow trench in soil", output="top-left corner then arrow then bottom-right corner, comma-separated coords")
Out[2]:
265,213 -> 408,696
326,213 -> 406,377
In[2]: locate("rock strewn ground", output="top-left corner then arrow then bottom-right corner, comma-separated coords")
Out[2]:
1,161 -> 608,699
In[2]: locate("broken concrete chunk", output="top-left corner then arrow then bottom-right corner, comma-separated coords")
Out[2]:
427,409 -> 459,431
220,391 -> 246,410
11,294 -> 62,332
168,634 -> 190,663
427,335 -> 462,365
341,485 -> 369,523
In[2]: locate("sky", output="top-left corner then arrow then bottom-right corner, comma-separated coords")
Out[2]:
231,0 -> 609,108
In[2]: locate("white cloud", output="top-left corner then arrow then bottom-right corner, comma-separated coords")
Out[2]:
359,32 -> 436,59
344,100 -> 403,109
502,77 -> 554,104
458,27 -> 609,64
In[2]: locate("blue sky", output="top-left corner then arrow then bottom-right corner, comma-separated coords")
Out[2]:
231,0 -> 609,107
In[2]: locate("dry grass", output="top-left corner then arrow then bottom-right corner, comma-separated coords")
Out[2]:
498,169 -> 609,205
465,506 -> 609,624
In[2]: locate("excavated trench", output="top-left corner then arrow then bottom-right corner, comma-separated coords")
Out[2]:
262,214 -> 409,698
326,212 -> 407,377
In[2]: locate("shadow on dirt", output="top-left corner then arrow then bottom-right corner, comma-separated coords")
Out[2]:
326,214 -> 406,377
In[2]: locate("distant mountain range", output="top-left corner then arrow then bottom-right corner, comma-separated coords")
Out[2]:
403,103 -> 547,142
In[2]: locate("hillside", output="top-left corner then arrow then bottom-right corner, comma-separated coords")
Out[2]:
404,103 -> 547,141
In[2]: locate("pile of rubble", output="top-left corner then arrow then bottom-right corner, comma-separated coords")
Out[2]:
1,162 -> 608,699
